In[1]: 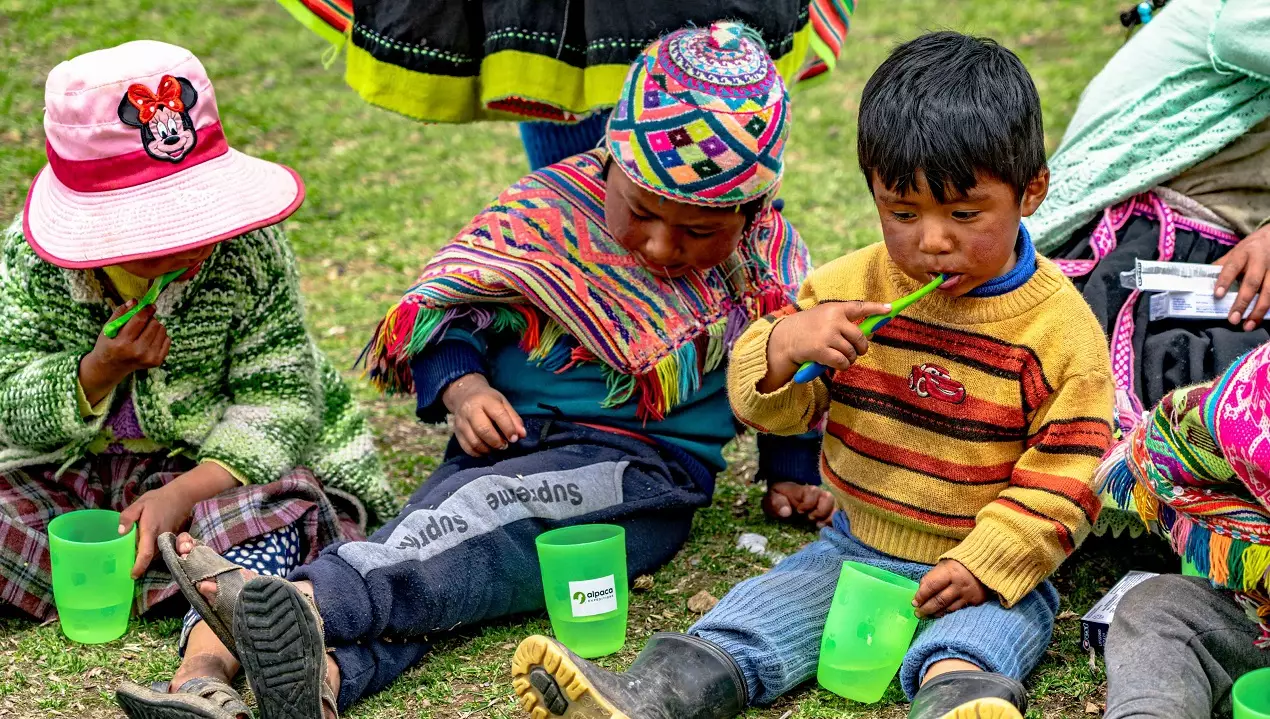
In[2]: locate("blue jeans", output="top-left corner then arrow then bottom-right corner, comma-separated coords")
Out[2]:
691,512 -> 1059,702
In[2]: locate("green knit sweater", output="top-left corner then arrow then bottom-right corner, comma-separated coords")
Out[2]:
0,215 -> 395,521
1030,0 -> 1270,252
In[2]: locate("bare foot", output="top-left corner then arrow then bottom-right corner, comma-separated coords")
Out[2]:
170,652 -> 235,693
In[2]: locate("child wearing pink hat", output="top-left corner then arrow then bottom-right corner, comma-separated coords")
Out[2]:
0,40 -> 393,719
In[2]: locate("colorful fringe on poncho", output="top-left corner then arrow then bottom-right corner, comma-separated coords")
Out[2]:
360,149 -> 810,421
1098,342 -> 1270,647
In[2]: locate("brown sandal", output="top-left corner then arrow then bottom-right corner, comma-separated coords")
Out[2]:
116,677 -> 253,719
158,533 -> 247,658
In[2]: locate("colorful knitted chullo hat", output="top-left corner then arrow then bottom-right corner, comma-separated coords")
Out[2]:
606,21 -> 789,207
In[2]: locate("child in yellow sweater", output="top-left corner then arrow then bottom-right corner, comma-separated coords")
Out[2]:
509,31 -> 1115,719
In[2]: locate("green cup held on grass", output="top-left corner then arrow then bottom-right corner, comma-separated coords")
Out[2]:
47,509 -> 136,644
817,561 -> 920,703
536,524 -> 628,658
1234,667 -> 1270,719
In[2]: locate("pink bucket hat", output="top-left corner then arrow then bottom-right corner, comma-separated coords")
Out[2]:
23,40 -> 304,269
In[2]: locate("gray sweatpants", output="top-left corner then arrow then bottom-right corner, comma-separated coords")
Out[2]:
1105,574 -> 1270,719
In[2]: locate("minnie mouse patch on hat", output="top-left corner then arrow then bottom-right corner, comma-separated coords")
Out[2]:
23,40 -> 304,269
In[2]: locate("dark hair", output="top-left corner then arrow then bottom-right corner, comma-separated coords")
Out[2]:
857,31 -> 1045,203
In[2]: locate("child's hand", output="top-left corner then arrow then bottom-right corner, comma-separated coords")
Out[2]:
763,482 -> 835,527
761,301 -> 892,391
913,559 -> 990,618
443,373 -> 527,457
118,462 -> 237,579
79,301 -> 171,406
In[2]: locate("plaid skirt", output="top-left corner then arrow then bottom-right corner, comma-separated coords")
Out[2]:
0,453 -> 366,621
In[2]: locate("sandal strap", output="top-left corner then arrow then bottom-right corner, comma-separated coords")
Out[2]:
178,677 -> 252,716
304,590 -> 325,636
164,538 -> 249,648
185,544 -> 247,584
201,554 -> 247,632
321,683 -> 339,719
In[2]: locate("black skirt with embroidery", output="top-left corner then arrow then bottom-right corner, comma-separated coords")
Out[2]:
280,0 -> 852,123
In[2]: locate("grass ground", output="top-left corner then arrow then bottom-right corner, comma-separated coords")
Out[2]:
0,1 -> 1175,717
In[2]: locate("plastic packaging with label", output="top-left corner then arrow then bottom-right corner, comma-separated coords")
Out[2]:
1119,260 -> 1225,293
1149,292 -> 1254,321
1080,570 -> 1159,652
1119,260 -> 1257,321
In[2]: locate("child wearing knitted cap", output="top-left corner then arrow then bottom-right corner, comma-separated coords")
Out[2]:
161,22 -> 837,719
508,32 -> 1116,719
0,41 -> 394,719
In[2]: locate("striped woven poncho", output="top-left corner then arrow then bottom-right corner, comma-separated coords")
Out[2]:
361,149 -> 811,421
1100,342 -> 1270,647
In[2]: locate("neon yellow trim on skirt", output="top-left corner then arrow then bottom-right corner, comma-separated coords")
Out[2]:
345,25 -> 812,124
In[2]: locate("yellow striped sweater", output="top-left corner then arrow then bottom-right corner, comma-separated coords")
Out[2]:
728,243 -> 1114,606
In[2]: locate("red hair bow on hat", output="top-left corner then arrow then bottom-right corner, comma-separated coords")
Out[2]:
126,75 -> 185,123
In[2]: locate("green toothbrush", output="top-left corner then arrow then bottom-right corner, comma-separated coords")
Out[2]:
792,274 -> 945,383
103,268 -> 187,338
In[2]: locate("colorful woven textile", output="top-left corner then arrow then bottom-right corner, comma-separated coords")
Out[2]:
276,0 -> 351,47
606,22 -> 788,207
277,0 -> 852,124
1099,342 -> 1270,647
361,149 -> 810,421
801,0 -> 855,83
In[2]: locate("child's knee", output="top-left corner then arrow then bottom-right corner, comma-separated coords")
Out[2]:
1110,574 -> 1212,637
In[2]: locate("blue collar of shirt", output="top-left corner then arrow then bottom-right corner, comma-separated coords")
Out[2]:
966,224 -> 1037,298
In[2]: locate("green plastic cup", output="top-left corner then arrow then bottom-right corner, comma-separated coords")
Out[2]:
536,524 -> 628,658
47,509 -> 136,644
1181,556 -> 1203,577
1234,668 -> 1270,719
817,561 -> 920,703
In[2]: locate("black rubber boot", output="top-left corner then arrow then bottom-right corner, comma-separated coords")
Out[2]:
908,670 -> 1027,719
511,633 -> 747,719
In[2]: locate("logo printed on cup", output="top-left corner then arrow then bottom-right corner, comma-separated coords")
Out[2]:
568,575 -> 617,618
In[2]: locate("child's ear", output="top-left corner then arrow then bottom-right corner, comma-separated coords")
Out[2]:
177,77 -> 199,110
1019,167 -> 1049,217
117,96 -> 143,128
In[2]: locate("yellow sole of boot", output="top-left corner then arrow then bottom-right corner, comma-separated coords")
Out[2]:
938,697 -> 1024,719
511,635 -> 631,719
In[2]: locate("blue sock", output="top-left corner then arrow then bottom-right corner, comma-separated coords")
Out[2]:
519,111 -> 611,170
